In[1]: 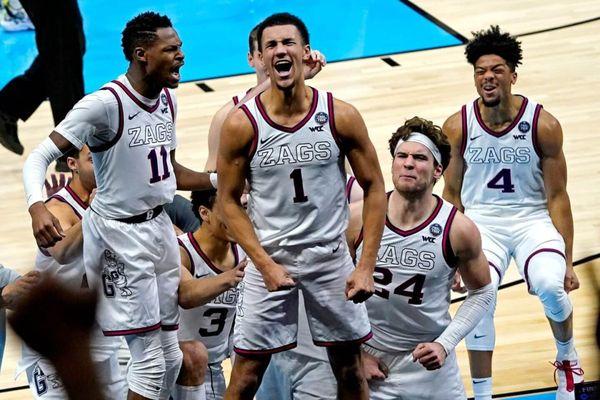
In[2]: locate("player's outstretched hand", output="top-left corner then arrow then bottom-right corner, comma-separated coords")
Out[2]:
44,173 -> 71,197
451,270 -> 467,293
564,265 -> 580,293
346,268 -> 374,303
412,342 -> 447,371
0,270 -> 41,310
260,262 -> 295,291
29,202 -> 65,248
224,259 -> 247,288
362,349 -> 388,381
303,49 -> 326,80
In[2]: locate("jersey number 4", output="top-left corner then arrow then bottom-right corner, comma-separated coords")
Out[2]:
148,145 -> 171,184
374,267 -> 425,304
487,168 -> 515,193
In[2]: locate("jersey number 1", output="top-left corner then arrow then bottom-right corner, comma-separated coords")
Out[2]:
487,168 -> 515,193
290,168 -> 308,203
148,146 -> 171,183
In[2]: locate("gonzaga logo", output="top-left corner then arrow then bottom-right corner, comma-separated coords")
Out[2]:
315,111 -> 328,125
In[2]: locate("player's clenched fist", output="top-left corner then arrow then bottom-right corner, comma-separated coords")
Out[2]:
223,259 -> 247,288
28,202 -> 65,248
412,342 -> 447,370
345,267 -> 374,303
259,262 -> 295,292
361,350 -> 388,381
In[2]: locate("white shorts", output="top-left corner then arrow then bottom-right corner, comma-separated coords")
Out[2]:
26,353 -> 127,400
233,236 -> 371,354
466,210 -> 565,292
205,362 -> 226,400
83,209 -> 180,335
364,345 -> 466,400
256,351 -> 336,400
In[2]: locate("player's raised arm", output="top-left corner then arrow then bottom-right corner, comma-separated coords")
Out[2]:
217,109 -> 294,291
442,111 -> 465,211
334,98 -> 386,303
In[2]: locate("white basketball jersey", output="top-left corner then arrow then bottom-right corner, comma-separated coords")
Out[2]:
177,232 -> 245,363
359,194 -> 458,352
460,96 -> 546,217
241,88 -> 348,247
89,76 -> 177,219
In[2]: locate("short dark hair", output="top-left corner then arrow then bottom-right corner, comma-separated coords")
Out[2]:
248,24 -> 260,53
388,117 -> 451,172
63,146 -> 81,159
121,11 -> 173,61
257,12 -> 309,51
465,25 -> 522,71
190,189 -> 217,220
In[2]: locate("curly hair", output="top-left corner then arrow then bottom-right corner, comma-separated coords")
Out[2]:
465,25 -> 522,71
257,12 -> 309,51
121,11 -> 173,61
190,189 -> 217,221
388,117 -> 451,171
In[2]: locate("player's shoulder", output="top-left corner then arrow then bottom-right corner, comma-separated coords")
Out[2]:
46,197 -> 80,224
442,110 -> 463,143
535,106 -> 563,157
223,105 -> 255,134
448,208 -> 481,254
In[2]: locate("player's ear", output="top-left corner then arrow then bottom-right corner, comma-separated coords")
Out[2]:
199,206 -> 210,223
511,71 -> 518,85
67,156 -> 78,173
303,43 -> 311,60
134,47 -> 147,63
433,163 -> 443,181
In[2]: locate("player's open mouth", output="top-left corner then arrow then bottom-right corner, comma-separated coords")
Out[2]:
170,64 -> 183,80
274,60 -> 293,78
483,84 -> 496,95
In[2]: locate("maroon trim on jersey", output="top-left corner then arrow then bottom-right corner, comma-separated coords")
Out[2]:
489,261 -> 502,281
240,104 -> 259,159
188,232 -> 237,275
327,92 -> 343,149
49,194 -> 83,220
314,331 -> 373,347
91,87 -> 124,153
473,96 -> 529,138
164,88 -> 176,122
64,184 -> 88,211
442,207 -> 458,268
178,237 -> 196,276
531,103 -> 544,158
103,322 -> 161,336
524,248 -> 565,292
385,194 -> 443,237
232,95 -> 239,105
161,324 -> 179,331
460,105 -> 468,156
346,175 -> 356,203
255,87 -> 318,133
111,80 -> 161,113
234,342 -> 297,356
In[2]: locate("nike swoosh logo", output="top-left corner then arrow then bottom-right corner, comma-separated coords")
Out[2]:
260,135 -> 278,147
473,380 -> 487,384
473,334 -> 486,339
128,112 -> 140,120
195,273 -> 209,279
332,243 -> 341,253
470,135 -> 482,141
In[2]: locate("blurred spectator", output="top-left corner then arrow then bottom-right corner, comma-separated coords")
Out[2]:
0,0 -> 34,32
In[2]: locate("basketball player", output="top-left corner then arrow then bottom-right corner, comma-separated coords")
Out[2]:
347,117 -> 494,399
18,145 -> 127,399
218,13 -> 386,400
175,188 -> 246,400
442,26 -> 583,400
23,12 -> 214,400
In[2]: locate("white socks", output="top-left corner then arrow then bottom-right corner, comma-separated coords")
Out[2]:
472,377 -> 492,400
172,383 -> 206,400
556,337 -> 577,360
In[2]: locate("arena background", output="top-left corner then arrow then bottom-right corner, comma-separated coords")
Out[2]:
0,1 -> 598,398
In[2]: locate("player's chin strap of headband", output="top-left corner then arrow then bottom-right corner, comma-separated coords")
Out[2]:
394,132 -> 442,166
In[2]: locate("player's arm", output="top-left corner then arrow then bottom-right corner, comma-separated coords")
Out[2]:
217,109 -> 294,291
442,111 -> 465,211
537,110 -> 577,292
414,212 -> 495,370
205,100 -> 235,171
345,200 -> 364,260
170,150 -> 214,190
44,200 -> 83,264
178,262 -> 246,309
334,98 -> 386,303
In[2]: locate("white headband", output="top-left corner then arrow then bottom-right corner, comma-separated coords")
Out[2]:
394,132 -> 442,166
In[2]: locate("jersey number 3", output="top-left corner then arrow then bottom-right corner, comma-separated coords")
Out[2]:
487,168 -> 515,193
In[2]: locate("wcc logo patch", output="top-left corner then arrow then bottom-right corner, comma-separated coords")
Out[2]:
429,223 -> 442,237
518,121 -> 530,133
315,111 -> 328,125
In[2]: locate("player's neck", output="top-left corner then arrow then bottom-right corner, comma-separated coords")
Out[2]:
478,95 -> 522,130
193,228 -> 233,269
388,190 -> 437,230
68,177 -> 91,205
264,82 -> 311,116
125,68 -> 162,99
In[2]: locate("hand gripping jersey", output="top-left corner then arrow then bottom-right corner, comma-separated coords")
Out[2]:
240,88 -> 348,247
460,96 -> 547,217
358,194 -> 458,352
177,232 -> 245,363
55,75 -> 177,219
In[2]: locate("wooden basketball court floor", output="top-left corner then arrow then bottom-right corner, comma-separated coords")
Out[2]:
0,1 -> 598,398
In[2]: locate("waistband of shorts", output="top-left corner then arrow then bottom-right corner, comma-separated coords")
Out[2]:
91,204 -> 164,224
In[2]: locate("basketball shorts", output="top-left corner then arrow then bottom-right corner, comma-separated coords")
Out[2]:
363,345 -> 466,400
233,236 -> 371,354
205,362 -> 226,400
83,208 -> 180,335
465,210 -> 566,292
